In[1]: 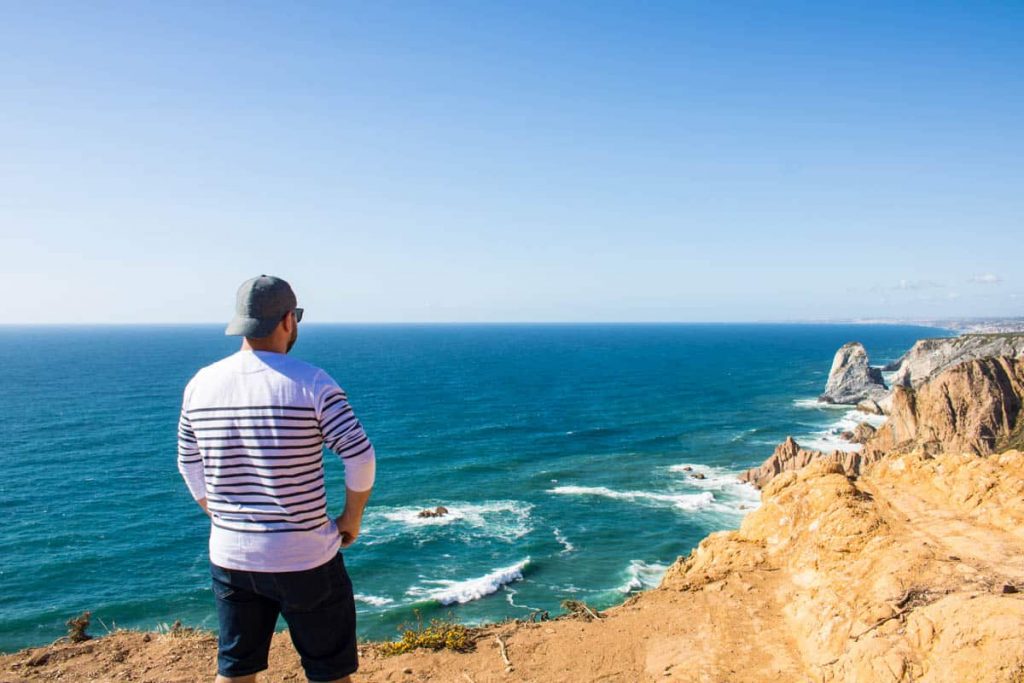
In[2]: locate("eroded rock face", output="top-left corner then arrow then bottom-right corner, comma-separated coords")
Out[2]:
664,451 -> 1024,683
889,334 -> 1024,388
820,342 -> 887,404
868,356 -> 1024,456
738,436 -> 879,488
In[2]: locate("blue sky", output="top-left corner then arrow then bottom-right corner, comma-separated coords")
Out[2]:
1,1 -> 1021,323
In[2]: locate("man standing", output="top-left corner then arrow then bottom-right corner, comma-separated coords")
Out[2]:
177,275 -> 376,683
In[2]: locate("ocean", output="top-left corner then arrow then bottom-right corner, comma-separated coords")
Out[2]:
0,323 -> 949,652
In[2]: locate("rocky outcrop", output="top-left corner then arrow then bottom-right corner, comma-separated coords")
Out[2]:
856,398 -> 883,415
661,451 -> 1024,683
867,356 -> 1024,456
739,436 -> 880,488
819,342 -> 887,404
851,422 -> 877,443
889,333 -> 1024,388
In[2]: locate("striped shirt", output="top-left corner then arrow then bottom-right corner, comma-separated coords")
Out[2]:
177,350 -> 376,572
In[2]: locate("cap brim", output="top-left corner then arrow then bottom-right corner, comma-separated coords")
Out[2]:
224,315 -> 281,338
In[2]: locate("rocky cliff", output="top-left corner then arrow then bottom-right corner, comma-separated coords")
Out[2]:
739,436 -> 877,488
819,341 -> 888,404
867,356 -> 1024,457
661,450 -> 1024,682
751,356 -> 1024,490
888,333 -> 1024,388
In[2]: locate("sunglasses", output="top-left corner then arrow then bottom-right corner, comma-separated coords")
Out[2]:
288,308 -> 304,323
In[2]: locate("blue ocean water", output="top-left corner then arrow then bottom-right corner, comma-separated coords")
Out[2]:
0,323 -> 949,652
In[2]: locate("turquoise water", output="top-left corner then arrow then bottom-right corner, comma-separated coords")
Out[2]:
0,323 -> 949,652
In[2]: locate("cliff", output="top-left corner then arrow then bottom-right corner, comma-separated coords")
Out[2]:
888,333 -> 1024,388
745,356 -> 1024,489
868,356 -> 1024,457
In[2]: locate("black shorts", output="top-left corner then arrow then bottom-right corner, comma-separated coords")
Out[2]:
210,553 -> 357,681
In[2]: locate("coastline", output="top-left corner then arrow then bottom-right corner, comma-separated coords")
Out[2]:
5,330 -> 1024,680
0,325 -> 937,654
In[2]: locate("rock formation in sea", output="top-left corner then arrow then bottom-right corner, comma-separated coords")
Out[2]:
888,333 -> 1024,388
819,341 -> 887,404
751,355 -> 1024,490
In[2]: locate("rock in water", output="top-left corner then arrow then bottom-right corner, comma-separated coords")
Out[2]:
417,506 -> 450,518
819,342 -> 887,404
856,398 -> 884,415
851,422 -> 877,443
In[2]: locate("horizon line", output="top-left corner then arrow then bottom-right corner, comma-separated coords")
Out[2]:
0,319 -> 1004,327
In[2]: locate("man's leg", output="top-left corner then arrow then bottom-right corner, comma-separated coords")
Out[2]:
211,563 -> 280,682
278,554 -> 359,683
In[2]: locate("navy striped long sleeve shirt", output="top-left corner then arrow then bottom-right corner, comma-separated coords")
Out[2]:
177,349 -> 376,572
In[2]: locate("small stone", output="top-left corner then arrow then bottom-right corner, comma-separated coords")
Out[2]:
142,633 -> 152,642
948,555 -> 960,561
1002,584 -> 1018,594
691,473 -> 706,480
403,667 -> 413,674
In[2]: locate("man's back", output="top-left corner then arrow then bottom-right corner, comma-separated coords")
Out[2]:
178,349 -> 375,572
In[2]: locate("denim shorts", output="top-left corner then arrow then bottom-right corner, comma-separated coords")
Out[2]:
210,553 -> 357,681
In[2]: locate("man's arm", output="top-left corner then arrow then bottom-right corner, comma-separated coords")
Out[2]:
316,374 -> 377,546
177,396 -> 208,514
336,486 -> 372,548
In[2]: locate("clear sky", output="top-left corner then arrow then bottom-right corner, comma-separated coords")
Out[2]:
1,1 -> 1021,323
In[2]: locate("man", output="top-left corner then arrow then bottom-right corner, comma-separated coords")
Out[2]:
177,275 -> 376,683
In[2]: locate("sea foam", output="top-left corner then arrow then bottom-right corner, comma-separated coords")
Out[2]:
355,594 -> 395,607
618,559 -> 670,593
667,463 -> 761,513
362,500 -> 534,545
549,485 -> 715,511
793,399 -> 889,454
406,558 -> 531,605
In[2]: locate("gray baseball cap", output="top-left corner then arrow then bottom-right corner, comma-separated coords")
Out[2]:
225,275 -> 298,338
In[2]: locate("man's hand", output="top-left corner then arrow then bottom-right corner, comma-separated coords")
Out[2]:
335,511 -> 363,548
198,498 -> 210,516
335,486 -> 372,548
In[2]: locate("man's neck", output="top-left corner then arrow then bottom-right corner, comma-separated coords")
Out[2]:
241,338 -> 287,354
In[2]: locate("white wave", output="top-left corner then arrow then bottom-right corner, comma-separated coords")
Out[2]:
549,485 -> 715,511
796,407 -> 888,454
793,398 -> 849,410
553,527 -> 575,554
355,594 -> 394,607
729,427 -> 759,443
618,560 -> 669,593
362,500 -> 534,545
406,558 -> 530,606
504,586 -> 542,611
667,463 -> 761,513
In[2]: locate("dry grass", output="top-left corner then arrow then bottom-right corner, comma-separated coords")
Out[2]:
376,611 -> 473,656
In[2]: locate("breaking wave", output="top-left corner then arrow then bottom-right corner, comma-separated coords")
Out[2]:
406,558 -> 531,606
618,560 -> 670,593
549,485 -> 715,511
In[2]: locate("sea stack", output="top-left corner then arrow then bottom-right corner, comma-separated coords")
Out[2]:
819,341 -> 887,404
